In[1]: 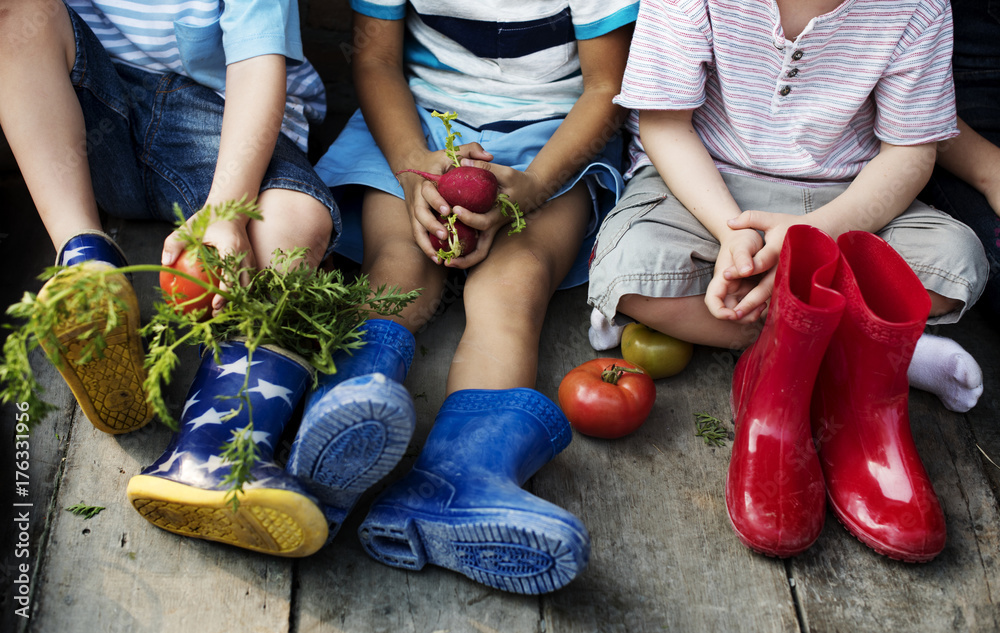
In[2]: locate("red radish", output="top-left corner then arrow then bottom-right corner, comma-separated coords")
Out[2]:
428,215 -> 479,262
397,166 -> 503,215
395,111 -> 525,264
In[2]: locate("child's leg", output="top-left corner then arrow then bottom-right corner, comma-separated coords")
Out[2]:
0,0 -> 102,247
0,2 -> 153,432
248,188 -> 333,270
355,184 -> 593,593
360,189 -> 449,331
617,294 -> 761,349
447,183 -> 591,393
241,128 -> 340,270
588,166 -> 761,350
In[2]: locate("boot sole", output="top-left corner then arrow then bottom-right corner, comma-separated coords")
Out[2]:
358,506 -> 589,595
828,495 -> 941,563
723,479 -> 820,558
38,265 -> 152,434
726,518 -> 813,558
287,374 -> 415,534
127,474 -> 328,557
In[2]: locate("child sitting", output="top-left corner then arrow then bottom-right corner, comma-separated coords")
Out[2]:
310,0 -> 637,593
587,0 -> 987,413
0,0 -> 339,433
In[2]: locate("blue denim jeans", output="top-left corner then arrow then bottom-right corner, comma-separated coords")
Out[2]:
65,5 -> 340,250
921,0 -> 1000,320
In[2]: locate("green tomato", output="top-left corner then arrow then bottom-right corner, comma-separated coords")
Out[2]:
621,322 -> 694,379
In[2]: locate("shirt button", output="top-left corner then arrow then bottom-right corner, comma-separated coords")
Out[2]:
787,68 -> 799,77
779,85 -> 791,96
792,50 -> 804,60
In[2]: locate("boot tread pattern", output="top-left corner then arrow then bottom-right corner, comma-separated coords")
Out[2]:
59,323 -> 150,432
132,498 -> 305,554
316,419 -> 389,488
362,516 -> 584,595
433,521 -> 579,595
39,267 -> 151,434
292,385 -> 413,504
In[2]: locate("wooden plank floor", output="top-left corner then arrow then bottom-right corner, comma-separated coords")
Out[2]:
2,172 -> 999,633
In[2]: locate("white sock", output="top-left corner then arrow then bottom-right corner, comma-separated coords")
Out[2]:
907,333 -> 983,413
589,308 -> 627,351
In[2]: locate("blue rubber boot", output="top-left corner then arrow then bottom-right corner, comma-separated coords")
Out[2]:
357,388 -> 591,595
286,318 -> 417,537
127,341 -> 329,557
38,230 -> 152,433
57,230 -> 130,268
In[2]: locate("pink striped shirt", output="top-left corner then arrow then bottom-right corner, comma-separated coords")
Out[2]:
615,0 -> 959,184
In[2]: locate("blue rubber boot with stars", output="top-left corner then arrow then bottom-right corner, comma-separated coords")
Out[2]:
127,341 -> 328,557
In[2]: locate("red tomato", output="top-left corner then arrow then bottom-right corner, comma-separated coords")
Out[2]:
557,358 -> 656,439
160,249 -> 216,317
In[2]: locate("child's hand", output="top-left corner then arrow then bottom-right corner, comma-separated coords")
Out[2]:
724,210 -> 807,280
714,210 -> 814,320
706,228 -> 767,321
443,160 -> 538,269
161,209 -> 254,314
398,144 -> 493,263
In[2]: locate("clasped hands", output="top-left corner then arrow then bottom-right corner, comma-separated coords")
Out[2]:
707,210 -> 812,323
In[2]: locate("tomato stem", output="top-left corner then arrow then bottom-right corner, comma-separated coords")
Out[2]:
602,363 -> 645,385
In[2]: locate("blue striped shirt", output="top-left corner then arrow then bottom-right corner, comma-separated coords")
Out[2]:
352,0 -> 639,129
68,0 -> 326,151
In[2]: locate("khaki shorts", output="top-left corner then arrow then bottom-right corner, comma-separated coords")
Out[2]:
587,166 -> 988,326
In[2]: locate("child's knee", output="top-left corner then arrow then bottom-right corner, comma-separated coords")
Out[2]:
252,189 -> 334,266
471,246 -> 553,301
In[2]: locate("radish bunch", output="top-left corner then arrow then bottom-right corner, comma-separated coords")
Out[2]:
397,111 -> 524,263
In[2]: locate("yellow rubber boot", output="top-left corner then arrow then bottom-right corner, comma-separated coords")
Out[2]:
38,232 -> 151,433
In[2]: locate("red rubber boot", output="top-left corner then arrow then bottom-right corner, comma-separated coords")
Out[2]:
726,225 -> 846,557
811,231 -> 945,562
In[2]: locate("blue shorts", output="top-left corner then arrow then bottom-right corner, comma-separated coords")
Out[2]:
65,5 -> 340,254
313,107 -> 626,289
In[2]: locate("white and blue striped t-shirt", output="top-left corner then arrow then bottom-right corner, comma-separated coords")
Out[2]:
616,0 -> 959,184
68,0 -> 326,151
352,0 -> 639,130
